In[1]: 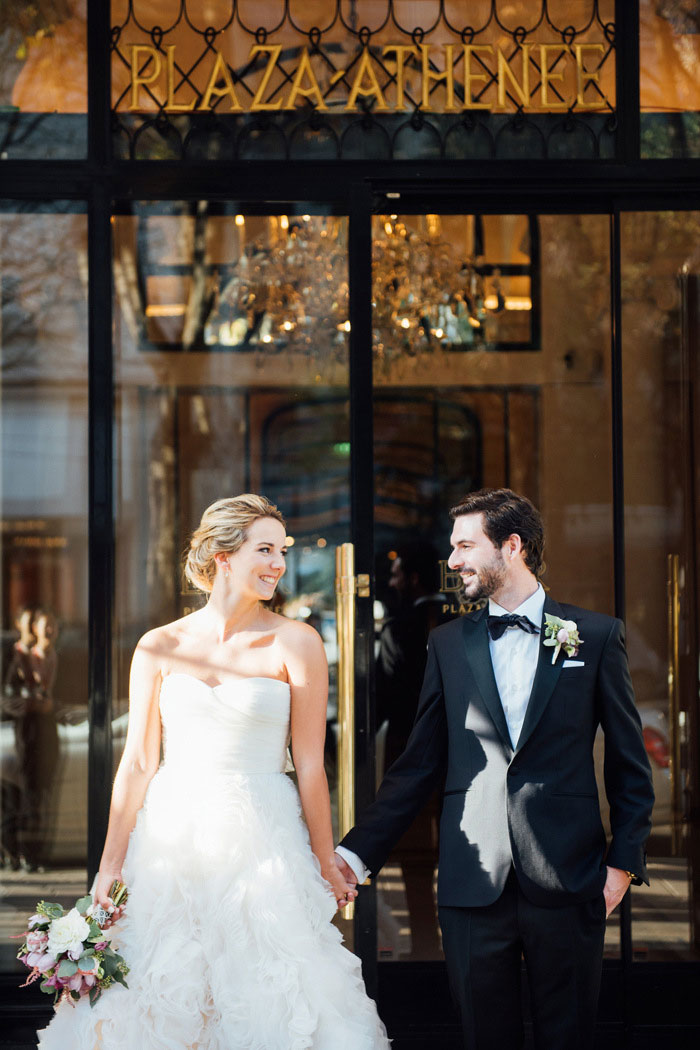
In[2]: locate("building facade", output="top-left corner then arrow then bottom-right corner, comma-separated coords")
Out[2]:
1,1 -> 699,1043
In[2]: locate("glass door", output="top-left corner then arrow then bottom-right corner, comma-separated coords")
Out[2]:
109,197 -> 700,1024
366,205 -> 700,1030
111,201 -> 359,945
369,209 -> 618,970
0,203 -> 89,973
620,212 -> 700,963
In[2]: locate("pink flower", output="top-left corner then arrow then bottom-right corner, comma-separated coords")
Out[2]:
556,628 -> 569,644
26,931 -> 48,952
66,974 -> 83,992
36,952 -> 57,973
26,951 -> 56,972
93,941 -> 108,951
83,974 -> 97,987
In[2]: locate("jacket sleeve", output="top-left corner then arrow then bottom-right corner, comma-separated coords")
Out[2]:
340,635 -> 447,875
597,618 -> 655,884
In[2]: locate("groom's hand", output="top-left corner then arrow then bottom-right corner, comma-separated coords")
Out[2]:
334,852 -> 359,890
603,865 -> 632,917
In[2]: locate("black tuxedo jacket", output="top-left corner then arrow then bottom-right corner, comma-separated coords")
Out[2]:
341,596 -> 654,908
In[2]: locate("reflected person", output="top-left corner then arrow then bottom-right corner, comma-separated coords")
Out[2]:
3,606 -> 59,872
376,541 -> 451,957
338,488 -> 654,1050
2,606 -> 35,869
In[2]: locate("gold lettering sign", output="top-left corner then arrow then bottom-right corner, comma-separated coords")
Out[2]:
439,559 -> 462,594
125,41 -> 610,114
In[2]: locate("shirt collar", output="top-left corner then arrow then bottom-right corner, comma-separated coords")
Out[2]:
489,582 -> 545,622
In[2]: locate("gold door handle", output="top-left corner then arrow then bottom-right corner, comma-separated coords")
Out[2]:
335,543 -> 357,918
667,552 -> 682,856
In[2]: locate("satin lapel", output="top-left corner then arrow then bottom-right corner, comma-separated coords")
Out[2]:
461,609 -> 512,750
515,595 -> 565,753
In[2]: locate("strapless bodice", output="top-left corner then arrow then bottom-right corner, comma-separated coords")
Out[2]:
158,673 -> 291,775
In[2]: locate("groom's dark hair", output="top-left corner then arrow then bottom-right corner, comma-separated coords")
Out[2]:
449,488 -> 545,579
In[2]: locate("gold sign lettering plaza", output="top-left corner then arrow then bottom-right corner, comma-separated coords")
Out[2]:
128,41 -> 608,115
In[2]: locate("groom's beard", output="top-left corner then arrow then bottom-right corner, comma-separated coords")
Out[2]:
459,551 -> 507,604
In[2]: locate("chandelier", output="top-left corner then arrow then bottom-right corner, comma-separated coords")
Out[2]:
135,209 -> 533,363
202,214 -> 349,367
372,214 -> 531,374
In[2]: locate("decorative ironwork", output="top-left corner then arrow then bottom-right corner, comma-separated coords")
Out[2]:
111,1 -> 617,161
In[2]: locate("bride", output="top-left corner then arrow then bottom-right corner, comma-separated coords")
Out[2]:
38,494 -> 389,1049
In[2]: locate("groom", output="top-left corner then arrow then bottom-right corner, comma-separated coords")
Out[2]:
337,488 -> 654,1050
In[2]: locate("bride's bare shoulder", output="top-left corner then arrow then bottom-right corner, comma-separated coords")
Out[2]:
272,613 -> 325,658
133,612 -> 201,663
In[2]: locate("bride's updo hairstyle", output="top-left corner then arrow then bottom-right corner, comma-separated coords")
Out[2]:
185,494 -> 286,594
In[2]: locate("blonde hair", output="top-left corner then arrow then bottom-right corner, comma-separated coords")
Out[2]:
185,494 -> 286,594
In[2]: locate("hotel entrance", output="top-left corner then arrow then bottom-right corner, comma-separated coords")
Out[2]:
6,194 -> 689,1031
2,190 -> 700,1044
2,2 -> 700,1045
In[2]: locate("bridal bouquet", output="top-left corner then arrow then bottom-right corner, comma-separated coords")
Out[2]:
17,881 -> 129,1007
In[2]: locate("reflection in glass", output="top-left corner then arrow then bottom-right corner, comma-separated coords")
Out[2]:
0,2 -> 87,158
116,209 -> 348,364
622,210 -> 700,959
372,212 -> 616,960
372,214 -> 537,364
0,204 -> 88,973
112,205 -> 352,935
640,0 -> 700,158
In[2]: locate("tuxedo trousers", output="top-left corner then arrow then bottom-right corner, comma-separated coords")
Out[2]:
438,869 -> 606,1050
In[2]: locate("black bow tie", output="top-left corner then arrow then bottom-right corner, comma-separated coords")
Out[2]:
486,613 -> 540,640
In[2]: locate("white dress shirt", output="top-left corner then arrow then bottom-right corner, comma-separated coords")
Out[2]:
488,583 -> 544,749
336,584 -> 546,885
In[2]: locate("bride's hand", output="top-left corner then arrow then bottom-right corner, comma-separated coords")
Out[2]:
322,857 -> 358,911
93,869 -> 126,926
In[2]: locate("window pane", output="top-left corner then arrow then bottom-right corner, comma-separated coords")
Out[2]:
371,212 -> 619,960
640,0 -> 700,159
112,203 -> 354,940
373,214 -> 537,353
0,203 -> 88,974
622,210 -> 700,959
0,3 -> 87,159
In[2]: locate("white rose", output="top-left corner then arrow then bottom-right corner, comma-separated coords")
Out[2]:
47,908 -> 90,958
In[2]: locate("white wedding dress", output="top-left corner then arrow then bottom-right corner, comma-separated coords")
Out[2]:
37,674 -> 390,1050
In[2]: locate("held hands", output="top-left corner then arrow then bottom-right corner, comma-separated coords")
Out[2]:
603,865 -> 632,917
334,852 -> 359,891
322,855 -> 359,912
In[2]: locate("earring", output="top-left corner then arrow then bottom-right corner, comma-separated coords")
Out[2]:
222,562 -> 230,578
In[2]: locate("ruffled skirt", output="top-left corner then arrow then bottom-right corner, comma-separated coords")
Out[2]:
37,767 -> 389,1049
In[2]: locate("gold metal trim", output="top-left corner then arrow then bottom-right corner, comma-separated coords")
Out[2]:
667,552 -> 682,856
335,543 -> 356,918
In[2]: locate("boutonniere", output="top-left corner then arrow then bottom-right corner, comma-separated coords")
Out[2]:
543,614 -> 582,664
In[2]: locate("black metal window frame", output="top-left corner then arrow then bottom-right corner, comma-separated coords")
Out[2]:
1,0 -> 700,1033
